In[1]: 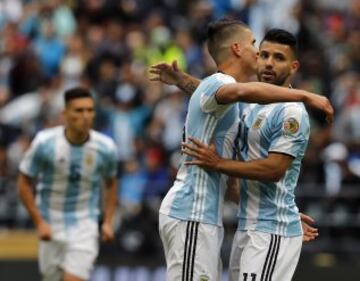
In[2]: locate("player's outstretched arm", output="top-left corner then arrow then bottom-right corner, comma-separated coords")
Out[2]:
216,82 -> 334,123
17,173 -> 52,241
182,137 -> 293,181
149,60 -> 200,95
101,177 -> 117,242
300,213 -> 319,242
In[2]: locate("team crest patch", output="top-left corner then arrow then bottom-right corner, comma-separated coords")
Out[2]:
85,154 -> 94,167
252,117 -> 264,129
283,117 -> 299,137
199,275 -> 210,281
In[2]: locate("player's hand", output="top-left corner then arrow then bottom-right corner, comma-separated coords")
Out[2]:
37,221 -> 52,241
300,213 -> 319,242
182,137 -> 221,171
149,60 -> 182,86
304,93 -> 334,123
101,222 -> 114,242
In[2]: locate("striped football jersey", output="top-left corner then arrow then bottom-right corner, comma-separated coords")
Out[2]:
19,126 -> 117,232
159,72 -> 239,226
236,102 -> 310,236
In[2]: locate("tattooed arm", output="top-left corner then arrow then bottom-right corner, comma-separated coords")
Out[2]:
150,60 -> 200,95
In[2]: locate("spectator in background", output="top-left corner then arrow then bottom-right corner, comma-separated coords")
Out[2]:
0,0 -> 23,29
148,85 -> 187,154
119,158 -> 146,218
33,19 -> 66,78
211,0 -> 301,42
61,34 -> 88,89
50,0 -> 76,39
142,146 -> 169,202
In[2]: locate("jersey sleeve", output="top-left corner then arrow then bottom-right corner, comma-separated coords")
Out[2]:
269,105 -> 310,158
103,141 -> 118,178
199,75 -> 235,116
19,134 -> 44,178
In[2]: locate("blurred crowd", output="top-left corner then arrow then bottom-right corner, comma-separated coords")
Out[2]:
0,0 -> 359,245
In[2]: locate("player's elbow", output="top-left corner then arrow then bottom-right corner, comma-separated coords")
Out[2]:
268,174 -> 282,182
268,169 -> 286,182
16,173 -> 31,194
233,83 -> 251,101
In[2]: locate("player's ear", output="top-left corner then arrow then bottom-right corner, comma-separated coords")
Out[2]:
290,60 -> 300,76
231,42 -> 242,57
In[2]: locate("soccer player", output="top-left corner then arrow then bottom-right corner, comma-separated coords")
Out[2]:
182,29 -> 318,281
151,18 -> 330,281
17,87 -> 118,281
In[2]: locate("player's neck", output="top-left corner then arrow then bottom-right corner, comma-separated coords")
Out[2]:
64,128 -> 90,145
284,77 -> 293,88
217,61 -> 249,82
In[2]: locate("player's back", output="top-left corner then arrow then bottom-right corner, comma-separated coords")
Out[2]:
160,73 -> 239,226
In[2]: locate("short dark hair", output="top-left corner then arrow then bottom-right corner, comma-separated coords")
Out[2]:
64,87 -> 93,105
261,29 -> 298,57
207,17 -> 249,64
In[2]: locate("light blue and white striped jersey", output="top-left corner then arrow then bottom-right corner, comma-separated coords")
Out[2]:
159,73 -> 239,226
236,102 -> 310,237
19,126 -> 117,232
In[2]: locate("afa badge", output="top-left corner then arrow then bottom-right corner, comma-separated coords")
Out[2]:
252,117 -> 264,129
283,117 -> 299,137
85,154 -> 94,167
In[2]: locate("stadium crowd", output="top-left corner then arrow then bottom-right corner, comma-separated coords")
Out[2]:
0,0 -> 359,257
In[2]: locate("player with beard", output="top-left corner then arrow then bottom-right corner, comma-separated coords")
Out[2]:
151,22 -> 328,281
181,29 -> 317,281
152,28 -> 322,281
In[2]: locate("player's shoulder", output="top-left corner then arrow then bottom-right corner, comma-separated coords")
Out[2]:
34,126 -> 63,144
280,102 -> 309,117
203,72 -> 236,86
90,130 -> 116,150
274,103 -> 310,133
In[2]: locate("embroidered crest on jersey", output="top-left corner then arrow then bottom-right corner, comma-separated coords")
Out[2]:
283,117 -> 299,137
199,274 -> 210,281
252,116 -> 264,129
85,154 -> 94,167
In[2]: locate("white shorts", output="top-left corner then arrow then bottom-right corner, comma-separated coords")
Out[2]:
159,213 -> 224,281
229,230 -> 302,281
39,235 -> 99,280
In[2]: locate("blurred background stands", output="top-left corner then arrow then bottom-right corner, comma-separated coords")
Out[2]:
0,0 -> 359,280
